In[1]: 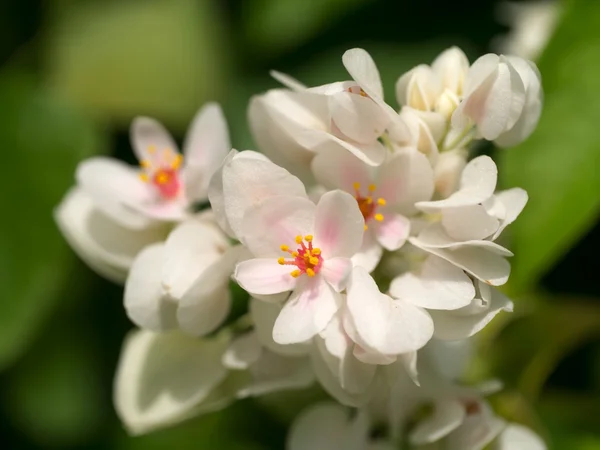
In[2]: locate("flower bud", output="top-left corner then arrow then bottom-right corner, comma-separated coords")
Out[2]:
435,88 -> 460,120
431,46 -> 469,95
451,54 -> 542,146
396,65 -> 442,111
433,148 -> 468,198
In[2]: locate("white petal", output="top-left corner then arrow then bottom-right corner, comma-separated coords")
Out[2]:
462,54 -> 500,97
444,404 -> 505,450
377,149 -> 435,215
409,235 -> 511,286
114,329 -> 229,435
162,219 -> 228,300
433,149 -> 468,199
409,400 -> 466,444
373,213 -> 410,251
330,91 -> 389,144
130,116 -> 179,163
76,157 -> 154,228
442,204 -> 500,241
124,244 -> 178,331
250,298 -> 310,356
273,277 -> 342,345
321,257 -> 353,292
497,424 -> 546,450
270,70 -> 307,91
430,288 -> 513,340
415,223 -> 513,256
235,258 -> 298,295
416,155 -> 497,212
390,256 -> 475,310
54,187 -> 166,283
212,151 -> 308,241
491,188 -> 528,239
311,144 -> 374,192
351,229 -> 384,273
342,48 -> 384,100
347,267 -> 434,355
182,103 -> 230,201
431,47 -> 470,94
222,331 -> 262,370
314,190 -> 364,258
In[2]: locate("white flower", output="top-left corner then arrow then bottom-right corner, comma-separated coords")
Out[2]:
77,103 -> 230,228
54,187 -> 168,283
234,190 -> 364,344
451,54 -> 542,146
250,48 -> 406,172
433,148 -> 468,198
124,215 -> 241,336
412,156 -> 527,286
287,403 -> 394,450
495,0 -> 560,61
114,328 -> 231,435
311,146 -> 434,271
496,423 -> 547,450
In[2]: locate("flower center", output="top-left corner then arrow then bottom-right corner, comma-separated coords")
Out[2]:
347,85 -> 369,97
139,146 -> 183,199
278,235 -> 323,278
353,182 -> 386,230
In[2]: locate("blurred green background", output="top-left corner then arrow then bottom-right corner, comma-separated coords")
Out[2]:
0,0 -> 599,448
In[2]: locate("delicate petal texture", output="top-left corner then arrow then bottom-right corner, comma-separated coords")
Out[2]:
162,219 -> 228,300
54,188 -> 166,283
434,149 -> 468,198
410,235 -> 511,286
270,70 -> 307,91
130,117 -> 178,163
124,244 -> 178,331
390,256 -> 475,310
311,145 -> 373,193
497,424 -> 547,450
222,331 -> 262,370
330,92 -> 388,144
352,230 -> 384,273
429,287 -> 514,340
432,47 -> 470,94
114,329 -> 229,435
347,267 -> 434,355
273,277 -> 342,345
342,48 -> 384,100
314,190 -> 364,257
182,103 -> 231,201
299,128 -> 386,166
442,205 -> 500,241
409,400 -> 466,444
76,157 -> 154,228
373,213 -> 410,251
378,149 -> 435,214
416,156 -> 497,212
321,257 -> 353,292
445,405 -> 506,450
396,65 -> 442,111
235,258 -> 298,295
241,195 -> 316,257
210,152 -> 308,241
250,298 -> 310,356
492,188 -> 528,239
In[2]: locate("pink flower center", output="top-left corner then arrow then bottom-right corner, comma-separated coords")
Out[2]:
139,147 -> 183,200
278,235 -> 324,278
353,182 -> 386,230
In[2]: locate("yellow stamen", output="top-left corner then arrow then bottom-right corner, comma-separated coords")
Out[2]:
171,154 -> 183,169
306,268 -> 315,277
291,270 -> 301,278
312,248 -> 321,255
309,256 -> 319,265
156,172 -> 169,184
364,224 -> 368,230
147,145 -> 156,154
295,235 -> 303,244
139,173 -> 149,182
304,235 -> 313,242
377,198 -> 386,206
140,160 -> 151,168
353,182 -> 361,190
368,184 -> 376,192
280,244 -> 289,252
292,251 -> 299,257
374,213 -> 384,222
366,197 -> 373,204
278,257 -> 285,265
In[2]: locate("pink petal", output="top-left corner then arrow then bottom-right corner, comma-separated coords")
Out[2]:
321,257 -> 353,292
130,117 -> 179,164
373,213 -> 410,251
311,146 -> 373,193
235,258 -> 297,295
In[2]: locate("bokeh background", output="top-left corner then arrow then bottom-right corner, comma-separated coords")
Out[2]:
0,0 -> 599,448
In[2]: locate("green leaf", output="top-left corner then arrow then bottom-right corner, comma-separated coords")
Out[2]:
499,0 -> 600,294
243,0 -> 370,57
45,0 -> 229,128
0,73 -> 107,370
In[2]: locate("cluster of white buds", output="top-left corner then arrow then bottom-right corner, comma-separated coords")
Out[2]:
55,46 -> 545,448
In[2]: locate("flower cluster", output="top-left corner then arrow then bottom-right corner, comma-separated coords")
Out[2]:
55,46 -> 545,448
